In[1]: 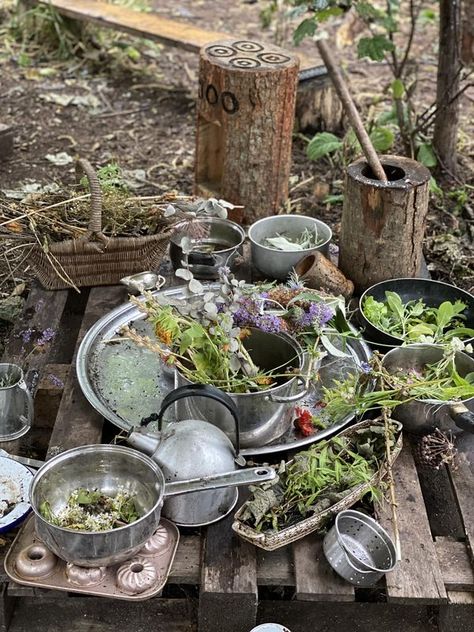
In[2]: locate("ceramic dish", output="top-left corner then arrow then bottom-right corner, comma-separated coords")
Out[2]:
0,455 -> 33,533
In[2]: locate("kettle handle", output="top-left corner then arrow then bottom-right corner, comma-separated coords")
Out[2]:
153,384 -> 241,455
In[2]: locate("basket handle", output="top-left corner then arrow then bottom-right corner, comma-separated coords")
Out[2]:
75,158 -> 107,244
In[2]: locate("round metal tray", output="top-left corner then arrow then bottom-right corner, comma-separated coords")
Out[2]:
76,284 -> 371,456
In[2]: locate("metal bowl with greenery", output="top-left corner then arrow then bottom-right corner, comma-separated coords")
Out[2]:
358,278 -> 474,349
249,214 -> 332,281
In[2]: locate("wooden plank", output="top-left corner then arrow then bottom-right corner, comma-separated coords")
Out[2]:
1,285 -> 68,368
435,537 -> 474,591
47,286 -> 126,457
169,536 -> 201,584
293,534 -> 355,602
38,0 -> 320,72
6,597 -> 196,632
439,592 -> 474,632
378,444 -> 447,604
447,591 -> 474,604
34,363 -> 70,429
198,494 -> 258,632
448,448 -> 474,567
257,545 -> 294,586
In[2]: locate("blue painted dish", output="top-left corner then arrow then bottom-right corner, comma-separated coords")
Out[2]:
0,456 -> 33,533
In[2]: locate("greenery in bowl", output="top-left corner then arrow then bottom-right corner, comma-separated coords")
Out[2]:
362,291 -> 474,344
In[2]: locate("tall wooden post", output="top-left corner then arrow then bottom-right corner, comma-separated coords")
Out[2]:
195,40 -> 299,224
338,155 -> 430,293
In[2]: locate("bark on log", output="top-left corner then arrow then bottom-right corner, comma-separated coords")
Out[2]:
433,0 -> 462,175
295,72 -> 344,133
195,40 -> 299,224
295,252 -> 354,299
338,155 -> 430,293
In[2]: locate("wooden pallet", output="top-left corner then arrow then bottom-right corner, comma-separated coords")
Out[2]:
0,276 -> 473,632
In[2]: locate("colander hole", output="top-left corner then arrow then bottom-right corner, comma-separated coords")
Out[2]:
130,563 -> 144,573
256,469 -> 268,476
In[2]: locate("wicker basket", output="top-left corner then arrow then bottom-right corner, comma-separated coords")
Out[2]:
28,159 -> 175,290
232,418 -> 403,551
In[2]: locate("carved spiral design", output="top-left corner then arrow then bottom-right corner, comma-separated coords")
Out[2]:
116,557 -> 159,595
206,44 -> 236,58
257,52 -> 291,64
233,41 -> 264,53
229,57 -> 261,69
66,563 -> 106,587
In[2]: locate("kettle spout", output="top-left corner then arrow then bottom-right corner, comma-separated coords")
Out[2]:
127,429 -> 161,455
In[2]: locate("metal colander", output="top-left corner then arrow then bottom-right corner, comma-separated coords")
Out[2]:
323,510 -> 397,586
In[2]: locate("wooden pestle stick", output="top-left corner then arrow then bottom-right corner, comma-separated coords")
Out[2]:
316,38 -> 388,183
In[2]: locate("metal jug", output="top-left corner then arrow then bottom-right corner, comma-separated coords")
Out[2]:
127,384 -> 253,526
0,363 -> 33,441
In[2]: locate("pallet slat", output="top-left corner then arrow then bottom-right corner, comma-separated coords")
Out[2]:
199,495 -> 258,632
378,444 -> 447,603
47,286 -> 126,456
435,537 -> 474,592
293,534 -> 354,602
449,448 -> 474,568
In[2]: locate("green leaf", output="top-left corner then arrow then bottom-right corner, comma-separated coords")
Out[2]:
436,301 -> 455,330
356,2 -> 382,20
417,143 -> 437,168
315,6 -> 343,22
369,126 -> 395,152
306,132 -> 343,160
420,8 -> 437,23
377,107 -> 399,126
391,78 -> 404,99
429,176 -> 443,196
323,193 -> 344,205
357,35 -> 395,62
125,46 -> 141,61
293,18 -> 317,45
385,291 -> 405,323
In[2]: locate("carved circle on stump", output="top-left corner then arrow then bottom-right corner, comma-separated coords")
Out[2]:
338,155 -> 431,293
195,39 -> 299,224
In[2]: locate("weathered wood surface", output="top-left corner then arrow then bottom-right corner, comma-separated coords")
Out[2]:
199,493 -> 258,632
435,537 -> 474,592
293,534 -> 354,602
378,444 -> 447,603
46,285 -> 126,457
195,40 -> 299,223
339,155 -> 431,293
448,447 -> 474,568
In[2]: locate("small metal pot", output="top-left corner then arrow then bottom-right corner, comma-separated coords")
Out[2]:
382,344 -> 474,435
248,214 -> 332,281
30,445 -> 275,567
169,217 -> 245,279
175,328 -> 308,447
323,510 -> 397,587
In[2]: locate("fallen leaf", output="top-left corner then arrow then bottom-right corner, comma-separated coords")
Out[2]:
45,152 -> 74,166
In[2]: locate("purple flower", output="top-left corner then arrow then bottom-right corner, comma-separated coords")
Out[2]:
233,297 -> 285,333
293,302 -> 334,330
360,361 -> 371,374
19,328 -> 34,344
37,328 -> 55,346
48,374 -> 64,388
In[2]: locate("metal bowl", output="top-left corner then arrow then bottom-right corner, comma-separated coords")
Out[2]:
29,445 -> 164,567
248,214 -> 332,281
359,277 -> 474,350
169,217 -> 245,279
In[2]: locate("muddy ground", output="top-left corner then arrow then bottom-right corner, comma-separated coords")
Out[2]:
0,0 -> 473,304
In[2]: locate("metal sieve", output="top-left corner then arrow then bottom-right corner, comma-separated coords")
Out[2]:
323,510 -> 397,587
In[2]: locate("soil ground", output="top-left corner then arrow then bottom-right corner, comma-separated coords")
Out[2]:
0,0 -> 473,298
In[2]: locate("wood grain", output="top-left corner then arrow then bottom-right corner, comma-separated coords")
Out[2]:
435,537 -> 474,591
293,534 -> 354,601
378,444 -> 447,603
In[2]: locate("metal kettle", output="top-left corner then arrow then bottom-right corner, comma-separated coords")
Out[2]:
127,384 -> 261,527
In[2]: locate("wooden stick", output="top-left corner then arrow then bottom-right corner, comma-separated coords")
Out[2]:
316,38 -> 388,183
382,408 -> 402,561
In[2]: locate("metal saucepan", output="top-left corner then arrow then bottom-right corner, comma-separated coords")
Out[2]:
382,344 -> 474,434
175,327 -> 308,448
29,445 -> 275,567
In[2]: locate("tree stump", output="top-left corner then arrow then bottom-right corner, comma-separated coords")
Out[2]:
195,40 -> 299,224
295,70 -> 345,133
338,155 -> 430,293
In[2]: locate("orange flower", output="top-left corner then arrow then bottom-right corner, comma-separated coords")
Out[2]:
239,328 -> 251,340
155,324 -> 173,346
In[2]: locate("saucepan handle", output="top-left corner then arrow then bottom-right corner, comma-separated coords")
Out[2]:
269,375 -> 308,403
152,383 -> 241,455
163,466 -> 276,498
448,403 -> 474,434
